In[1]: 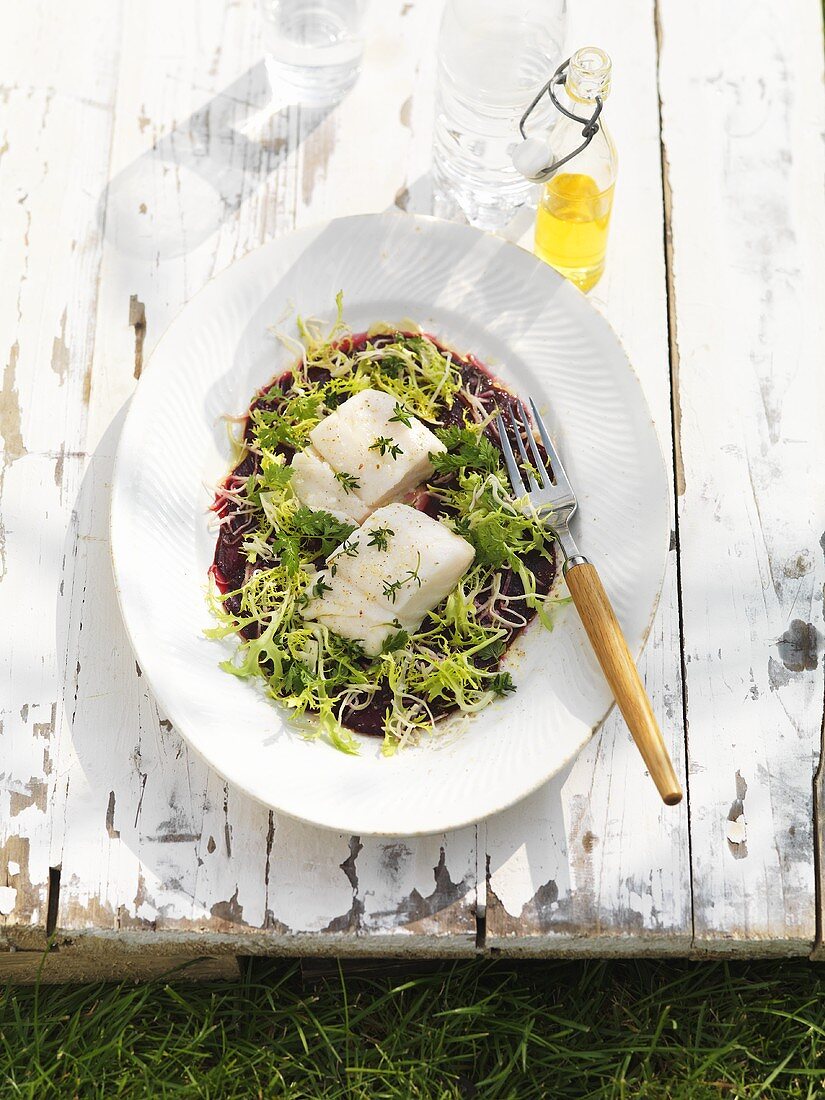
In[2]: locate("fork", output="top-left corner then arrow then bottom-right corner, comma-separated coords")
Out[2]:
495,399 -> 683,806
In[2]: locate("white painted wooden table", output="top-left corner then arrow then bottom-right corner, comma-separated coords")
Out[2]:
2,0 -> 824,979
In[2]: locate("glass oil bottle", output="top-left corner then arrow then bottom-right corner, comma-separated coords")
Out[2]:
534,47 -> 617,292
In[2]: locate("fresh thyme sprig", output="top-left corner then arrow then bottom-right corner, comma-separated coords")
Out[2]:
381,553 -> 422,603
389,403 -> 413,427
369,436 -> 403,459
333,470 -> 361,494
367,525 -> 394,552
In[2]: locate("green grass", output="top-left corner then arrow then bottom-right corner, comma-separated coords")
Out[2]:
2,957 -> 824,1098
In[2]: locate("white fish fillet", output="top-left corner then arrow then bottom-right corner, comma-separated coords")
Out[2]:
305,503 -> 475,656
290,447 -> 369,524
309,389 -> 446,511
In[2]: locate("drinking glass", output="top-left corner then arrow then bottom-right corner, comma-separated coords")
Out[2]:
260,0 -> 367,105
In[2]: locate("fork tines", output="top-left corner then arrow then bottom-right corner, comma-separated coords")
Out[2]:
495,401 -> 550,494
495,398 -> 578,507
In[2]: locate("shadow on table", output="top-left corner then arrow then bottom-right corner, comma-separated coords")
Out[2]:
57,409 -> 480,937
57,217 -> 590,941
98,59 -> 335,261
54,417 -> 349,935
392,172 -> 538,245
57,414 -> 584,944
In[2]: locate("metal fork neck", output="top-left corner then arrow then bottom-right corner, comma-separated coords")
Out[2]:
562,554 -> 589,574
554,524 -> 585,568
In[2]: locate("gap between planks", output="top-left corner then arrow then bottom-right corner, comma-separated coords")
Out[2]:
812,674 -> 825,959
653,0 -> 696,954
654,0 -> 824,950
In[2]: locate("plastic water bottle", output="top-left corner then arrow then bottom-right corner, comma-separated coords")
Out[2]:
432,0 -> 567,231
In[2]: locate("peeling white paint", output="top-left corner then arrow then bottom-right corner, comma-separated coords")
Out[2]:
726,816 -> 747,846
0,887 -> 18,915
2,0 -> 822,959
659,0 -> 824,947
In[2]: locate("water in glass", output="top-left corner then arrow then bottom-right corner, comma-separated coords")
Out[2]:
260,0 -> 366,105
433,0 -> 566,231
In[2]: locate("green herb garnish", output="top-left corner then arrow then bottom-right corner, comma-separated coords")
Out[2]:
389,403 -> 413,427
381,578 -> 404,603
367,526 -> 394,552
490,672 -> 516,696
208,299 -> 561,757
381,554 -> 422,603
430,426 -> 501,475
369,436 -> 403,459
333,470 -> 361,494
331,537 -> 359,559
380,628 -> 409,654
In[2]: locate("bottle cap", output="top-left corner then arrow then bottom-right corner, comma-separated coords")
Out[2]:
511,136 -> 554,182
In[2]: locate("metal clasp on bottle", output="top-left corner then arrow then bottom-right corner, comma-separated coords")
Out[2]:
513,57 -> 604,183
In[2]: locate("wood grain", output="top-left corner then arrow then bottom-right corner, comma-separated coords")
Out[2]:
658,0 -> 825,951
1,0 -> 821,964
0,0 -> 123,947
0,950 -> 241,983
47,0 -> 477,952
485,0 -> 692,956
565,562 -> 682,805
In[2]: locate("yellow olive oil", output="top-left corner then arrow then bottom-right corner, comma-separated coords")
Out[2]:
529,47 -> 618,292
534,172 -> 615,292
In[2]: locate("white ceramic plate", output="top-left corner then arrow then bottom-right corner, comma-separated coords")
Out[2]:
111,213 -> 670,836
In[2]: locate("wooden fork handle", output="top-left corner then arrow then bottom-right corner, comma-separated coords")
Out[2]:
564,561 -> 683,806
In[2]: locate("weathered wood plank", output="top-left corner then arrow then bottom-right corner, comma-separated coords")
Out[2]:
10,0 -> 819,960
0,950 -> 241,984
484,0 -> 691,953
52,0 -> 477,950
814,732 -> 825,959
0,0 -> 123,945
658,0 -> 825,952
